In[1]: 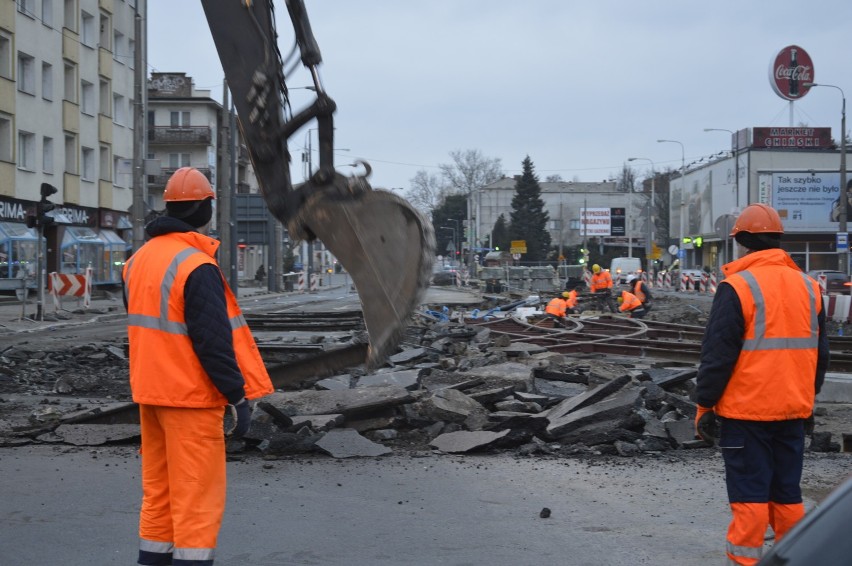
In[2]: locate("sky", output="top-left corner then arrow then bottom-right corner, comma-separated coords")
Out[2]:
146,1 -> 852,195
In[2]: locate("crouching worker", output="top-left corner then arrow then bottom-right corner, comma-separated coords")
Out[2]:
625,274 -> 652,314
563,289 -> 579,314
617,289 -> 646,319
123,167 -> 274,566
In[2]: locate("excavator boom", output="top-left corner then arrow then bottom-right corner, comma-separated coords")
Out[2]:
201,0 -> 434,377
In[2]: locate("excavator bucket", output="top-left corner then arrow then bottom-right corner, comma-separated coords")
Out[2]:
201,0 -> 435,369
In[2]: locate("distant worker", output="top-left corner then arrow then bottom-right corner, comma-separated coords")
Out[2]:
563,289 -> 579,314
625,274 -> 653,314
695,203 -> 829,565
123,167 -> 274,566
617,290 -> 646,318
590,264 -> 616,312
545,292 -> 568,318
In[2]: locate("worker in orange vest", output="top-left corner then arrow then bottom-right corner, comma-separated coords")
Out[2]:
563,288 -> 579,314
589,264 -> 616,312
123,168 -> 274,566
616,290 -> 646,318
695,203 -> 829,565
625,274 -> 653,314
544,292 -> 568,318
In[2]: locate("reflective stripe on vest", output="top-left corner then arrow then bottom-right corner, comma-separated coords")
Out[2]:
125,247 -> 248,335
738,270 -> 818,352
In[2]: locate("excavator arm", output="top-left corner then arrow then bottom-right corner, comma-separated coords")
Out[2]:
201,0 -> 434,376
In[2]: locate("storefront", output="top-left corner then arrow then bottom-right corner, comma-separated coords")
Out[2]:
0,221 -> 38,279
52,203 -> 130,286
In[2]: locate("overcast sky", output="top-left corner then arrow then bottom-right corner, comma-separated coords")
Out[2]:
147,1 -> 852,193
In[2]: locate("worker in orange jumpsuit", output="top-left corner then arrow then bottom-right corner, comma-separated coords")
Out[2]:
589,264 -> 616,312
625,274 -> 653,314
544,293 -> 567,318
123,167 -> 274,566
563,289 -> 579,314
616,290 -> 645,318
695,203 -> 829,565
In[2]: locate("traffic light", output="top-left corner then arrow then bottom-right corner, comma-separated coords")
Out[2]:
27,183 -> 58,228
693,236 -> 703,248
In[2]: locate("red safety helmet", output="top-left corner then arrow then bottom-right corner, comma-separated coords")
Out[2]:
163,167 -> 215,202
730,203 -> 783,236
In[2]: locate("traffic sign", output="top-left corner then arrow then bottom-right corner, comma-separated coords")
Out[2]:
512,253 -> 521,260
838,232 -> 848,252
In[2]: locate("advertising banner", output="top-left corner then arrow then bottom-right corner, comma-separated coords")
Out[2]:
580,208 -> 611,236
770,171 -> 845,232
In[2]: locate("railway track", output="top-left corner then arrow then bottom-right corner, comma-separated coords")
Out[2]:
468,314 -> 852,373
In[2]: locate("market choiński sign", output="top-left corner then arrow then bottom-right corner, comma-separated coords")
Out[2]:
752,127 -> 831,149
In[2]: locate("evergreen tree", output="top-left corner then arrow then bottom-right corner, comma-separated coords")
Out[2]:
508,156 -> 551,262
431,194 -> 467,262
492,214 -> 510,251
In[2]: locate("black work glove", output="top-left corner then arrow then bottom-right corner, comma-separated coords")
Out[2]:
804,413 -> 815,436
226,398 -> 252,440
696,409 -> 719,446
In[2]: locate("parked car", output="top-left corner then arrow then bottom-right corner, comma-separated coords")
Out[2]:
807,270 -> 851,295
679,269 -> 705,284
758,474 -> 852,565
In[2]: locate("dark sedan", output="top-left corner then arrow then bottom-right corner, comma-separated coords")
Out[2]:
807,270 -> 851,295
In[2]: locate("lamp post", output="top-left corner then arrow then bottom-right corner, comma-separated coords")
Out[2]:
657,139 -> 686,288
628,157 -> 655,270
704,128 -> 739,264
805,82 -> 847,274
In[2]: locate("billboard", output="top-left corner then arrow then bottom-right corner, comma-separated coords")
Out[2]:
752,127 -> 831,149
769,45 -> 814,101
770,171 -> 846,232
580,208 -> 627,237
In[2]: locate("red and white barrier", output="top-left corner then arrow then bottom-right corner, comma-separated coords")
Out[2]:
825,294 -> 852,322
584,270 -> 592,289
709,272 -> 717,294
48,268 -> 92,309
297,272 -> 306,292
818,274 -> 828,295
310,273 -> 319,291
664,272 -> 671,289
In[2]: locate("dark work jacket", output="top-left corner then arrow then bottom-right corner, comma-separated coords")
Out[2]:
124,216 -> 245,404
695,282 -> 829,410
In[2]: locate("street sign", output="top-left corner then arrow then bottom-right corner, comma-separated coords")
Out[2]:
512,253 -> 521,260
678,249 -> 686,259
838,232 -> 848,252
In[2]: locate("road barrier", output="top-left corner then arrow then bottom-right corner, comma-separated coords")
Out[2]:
48,268 -> 92,310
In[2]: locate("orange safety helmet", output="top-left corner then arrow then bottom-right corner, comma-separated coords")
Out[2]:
730,203 -> 783,236
163,167 -> 215,202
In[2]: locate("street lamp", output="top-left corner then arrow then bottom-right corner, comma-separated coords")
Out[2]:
805,82 -> 848,274
627,157 -> 655,270
657,139 -> 686,288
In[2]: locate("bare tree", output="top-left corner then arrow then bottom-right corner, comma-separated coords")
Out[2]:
439,149 -> 503,195
545,174 -> 564,183
407,170 -> 447,213
616,163 -> 637,193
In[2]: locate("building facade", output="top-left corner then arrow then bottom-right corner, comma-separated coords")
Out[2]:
0,0 -> 138,286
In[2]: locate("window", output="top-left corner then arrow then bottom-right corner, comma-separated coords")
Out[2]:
64,134 -> 77,174
113,155 -> 125,187
113,93 -> 125,125
63,62 -> 76,102
99,79 -> 110,115
18,131 -> 35,171
81,11 -> 95,47
63,0 -> 77,32
170,111 -> 190,127
99,145 -> 110,181
113,30 -> 123,63
41,62 -> 53,100
43,136 -> 53,173
169,153 -> 190,168
100,13 -> 110,49
17,53 -> 35,95
17,0 -> 36,17
128,38 -> 134,69
81,80 -> 94,115
0,34 -> 11,79
81,146 -> 94,180
147,110 -> 154,126
41,0 -> 54,28
0,114 -> 12,162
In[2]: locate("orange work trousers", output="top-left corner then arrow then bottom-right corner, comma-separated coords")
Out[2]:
726,501 -> 805,565
138,404 -> 226,565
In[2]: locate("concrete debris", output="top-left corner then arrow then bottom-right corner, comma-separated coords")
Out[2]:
7,316 -> 841,461
315,428 -> 392,458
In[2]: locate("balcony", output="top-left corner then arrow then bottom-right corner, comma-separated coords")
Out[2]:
148,167 -> 212,188
148,126 -> 212,145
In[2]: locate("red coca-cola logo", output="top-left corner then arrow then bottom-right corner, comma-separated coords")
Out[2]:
769,45 -> 814,101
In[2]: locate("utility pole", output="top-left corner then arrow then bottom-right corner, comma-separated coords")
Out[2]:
228,102 -> 238,292
131,2 -> 146,253
220,82 -> 233,285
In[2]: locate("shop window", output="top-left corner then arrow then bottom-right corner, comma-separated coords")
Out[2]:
61,226 -> 104,282
0,222 -> 38,279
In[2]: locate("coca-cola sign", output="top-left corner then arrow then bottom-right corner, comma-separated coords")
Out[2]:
769,45 -> 814,101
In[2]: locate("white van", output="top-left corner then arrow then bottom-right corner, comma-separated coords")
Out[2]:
609,257 -> 642,285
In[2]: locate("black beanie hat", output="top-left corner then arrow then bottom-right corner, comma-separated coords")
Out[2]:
735,231 -> 781,251
166,197 -> 213,228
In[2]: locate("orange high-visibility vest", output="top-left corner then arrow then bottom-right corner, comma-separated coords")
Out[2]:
590,271 -> 612,292
123,231 -> 273,408
545,298 -> 567,317
619,291 -> 642,313
715,249 -> 821,421
632,280 -> 647,303
565,290 -> 578,308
